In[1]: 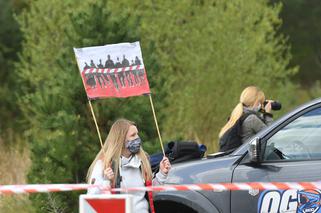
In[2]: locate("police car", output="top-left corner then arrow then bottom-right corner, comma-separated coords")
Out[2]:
154,98 -> 321,213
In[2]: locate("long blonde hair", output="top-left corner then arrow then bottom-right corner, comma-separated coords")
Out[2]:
86,119 -> 153,184
219,86 -> 265,138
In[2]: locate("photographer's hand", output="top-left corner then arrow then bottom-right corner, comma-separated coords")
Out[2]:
264,100 -> 272,113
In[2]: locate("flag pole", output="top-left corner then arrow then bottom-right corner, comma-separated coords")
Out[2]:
74,52 -> 104,149
148,94 -> 165,156
88,99 -> 104,148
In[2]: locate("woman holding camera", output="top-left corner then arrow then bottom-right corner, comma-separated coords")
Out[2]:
86,118 -> 171,213
219,86 -> 274,150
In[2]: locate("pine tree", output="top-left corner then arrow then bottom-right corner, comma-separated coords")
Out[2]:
0,0 -> 22,135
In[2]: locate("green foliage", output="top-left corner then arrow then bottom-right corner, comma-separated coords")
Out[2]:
0,195 -> 35,213
0,0 -> 22,134
273,0 -> 321,85
134,0 -> 298,151
308,81 -> 321,99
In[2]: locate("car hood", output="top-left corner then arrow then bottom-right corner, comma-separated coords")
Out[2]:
166,155 -> 242,184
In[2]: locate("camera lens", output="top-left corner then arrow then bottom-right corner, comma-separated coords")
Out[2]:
263,100 -> 282,111
271,101 -> 282,110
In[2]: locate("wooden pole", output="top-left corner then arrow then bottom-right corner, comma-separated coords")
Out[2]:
148,94 -> 165,156
88,100 -> 104,149
74,51 -> 104,149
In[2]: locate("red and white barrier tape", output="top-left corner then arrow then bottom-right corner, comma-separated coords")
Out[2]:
0,184 -> 89,195
82,65 -> 144,74
1,182 -> 321,195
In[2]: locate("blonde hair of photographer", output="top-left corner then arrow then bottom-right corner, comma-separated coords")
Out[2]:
86,119 -> 152,184
219,86 -> 265,138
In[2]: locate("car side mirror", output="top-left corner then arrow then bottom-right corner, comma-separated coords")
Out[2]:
248,137 -> 261,163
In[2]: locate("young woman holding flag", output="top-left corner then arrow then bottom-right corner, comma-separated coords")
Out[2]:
87,118 -> 171,213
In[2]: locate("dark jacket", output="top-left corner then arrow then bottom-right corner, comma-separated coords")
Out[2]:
241,107 -> 273,143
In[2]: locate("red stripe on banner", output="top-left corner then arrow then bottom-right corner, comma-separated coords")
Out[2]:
89,68 -> 94,73
129,66 -> 133,71
122,67 -> 126,72
136,65 -> 140,70
114,68 -> 118,73
82,68 -> 89,75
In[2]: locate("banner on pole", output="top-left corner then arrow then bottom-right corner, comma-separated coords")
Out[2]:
74,42 -> 150,99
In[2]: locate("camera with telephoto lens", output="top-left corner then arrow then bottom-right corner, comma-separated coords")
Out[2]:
263,100 -> 282,111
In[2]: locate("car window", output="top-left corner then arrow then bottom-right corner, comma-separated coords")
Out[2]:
263,107 -> 321,161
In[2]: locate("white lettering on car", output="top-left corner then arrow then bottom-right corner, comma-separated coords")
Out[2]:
259,191 -> 281,213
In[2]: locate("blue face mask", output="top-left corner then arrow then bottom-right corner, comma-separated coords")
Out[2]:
125,137 -> 141,154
